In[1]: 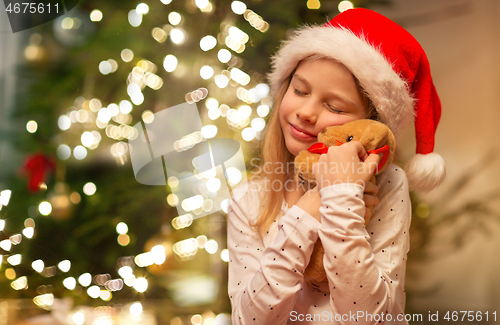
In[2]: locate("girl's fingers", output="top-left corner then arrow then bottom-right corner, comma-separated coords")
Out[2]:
364,152 -> 382,175
364,181 -> 379,195
363,193 -> 379,207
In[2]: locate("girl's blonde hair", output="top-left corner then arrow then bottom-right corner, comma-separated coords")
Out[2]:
250,75 -> 294,235
250,58 -> 377,235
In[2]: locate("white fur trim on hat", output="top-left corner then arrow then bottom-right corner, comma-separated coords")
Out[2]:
405,152 -> 446,191
268,25 -> 415,138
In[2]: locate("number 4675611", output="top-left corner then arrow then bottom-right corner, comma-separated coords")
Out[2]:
5,2 -> 59,14
443,311 -> 496,322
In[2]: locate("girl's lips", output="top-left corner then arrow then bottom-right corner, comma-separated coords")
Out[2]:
290,124 -> 316,140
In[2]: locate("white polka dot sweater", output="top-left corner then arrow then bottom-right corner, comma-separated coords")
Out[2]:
227,165 -> 411,324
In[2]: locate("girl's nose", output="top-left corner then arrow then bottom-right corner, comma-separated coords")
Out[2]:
296,103 -> 318,124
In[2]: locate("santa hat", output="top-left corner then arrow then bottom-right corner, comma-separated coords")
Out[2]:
268,8 -> 445,191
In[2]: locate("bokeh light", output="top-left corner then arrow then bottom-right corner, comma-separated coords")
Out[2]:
26,120 -> 37,133
231,1 -> 247,15
168,12 -> 181,25
38,201 -> 52,216
116,222 -> 128,235
74,145 -> 87,160
90,9 -> 103,22
121,49 -> 134,62
163,54 -> 178,72
130,302 -> 143,317
83,182 -> 97,196
338,0 -> 354,12
57,144 -> 71,160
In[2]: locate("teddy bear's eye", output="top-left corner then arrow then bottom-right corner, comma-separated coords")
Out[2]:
347,136 -> 354,142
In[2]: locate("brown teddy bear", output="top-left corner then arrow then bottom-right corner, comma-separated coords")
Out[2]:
293,119 -> 396,282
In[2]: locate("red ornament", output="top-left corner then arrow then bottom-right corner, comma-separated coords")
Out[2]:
23,154 -> 56,192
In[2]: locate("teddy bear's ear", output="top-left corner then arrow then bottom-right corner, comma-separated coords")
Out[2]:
359,121 -> 394,151
359,121 -> 396,174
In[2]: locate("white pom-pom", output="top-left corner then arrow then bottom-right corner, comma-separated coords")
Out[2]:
405,153 -> 446,192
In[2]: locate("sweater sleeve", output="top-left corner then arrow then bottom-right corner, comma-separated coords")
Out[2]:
227,183 -> 320,325
318,165 -> 411,324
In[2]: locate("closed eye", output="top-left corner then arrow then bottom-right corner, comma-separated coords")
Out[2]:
325,103 -> 344,114
294,88 -> 307,96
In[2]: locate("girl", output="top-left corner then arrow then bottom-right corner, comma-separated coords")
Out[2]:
227,8 -> 445,324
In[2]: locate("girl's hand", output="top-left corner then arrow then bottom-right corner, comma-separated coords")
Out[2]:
294,182 -> 378,222
312,141 -> 381,190
295,187 -> 322,223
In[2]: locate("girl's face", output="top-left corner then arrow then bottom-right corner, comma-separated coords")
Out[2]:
279,58 -> 368,156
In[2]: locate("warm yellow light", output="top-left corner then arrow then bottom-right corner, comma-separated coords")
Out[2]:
205,239 -> 218,254
142,110 -> 155,123
133,277 -> 148,293
195,0 -> 209,10
118,266 -> 133,278
217,49 -> 231,63
163,54 -> 178,72
201,125 -> 217,139
87,285 -> 100,298
307,0 -> 321,9
214,74 -> 229,88
70,192 -> 81,204
58,260 -> 71,272
167,194 -> 178,206
32,259 -> 44,272
116,222 -> 128,235
78,273 -> 92,287
200,35 -> 217,51
90,10 -> 103,22
83,182 -> 97,196
63,277 -> 76,290
26,120 -> 38,133
168,12 -> 181,25
100,290 -> 112,301
231,1 -> 247,15
12,276 -> 28,290
338,0 -> 354,12
221,249 -> 229,262
136,3 -> 149,14
169,28 -> 185,44
7,254 -> 22,266
191,314 -> 203,325
121,49 -> 134,62
61,17 -> 74,29
5,268 -> 16,280
23,227 -> 35,239
117,234 -> 130,246
72,312 -> 85,325
130,302 -> 143,316
152,27 -> 168,43
38,201 -> 52,216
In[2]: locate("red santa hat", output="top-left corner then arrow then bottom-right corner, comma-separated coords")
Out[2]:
268,8 -> 445,191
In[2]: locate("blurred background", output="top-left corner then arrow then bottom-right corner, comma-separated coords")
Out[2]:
0,0 -> 499,324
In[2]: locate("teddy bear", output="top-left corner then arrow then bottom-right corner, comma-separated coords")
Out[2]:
293,119 -> 396,282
